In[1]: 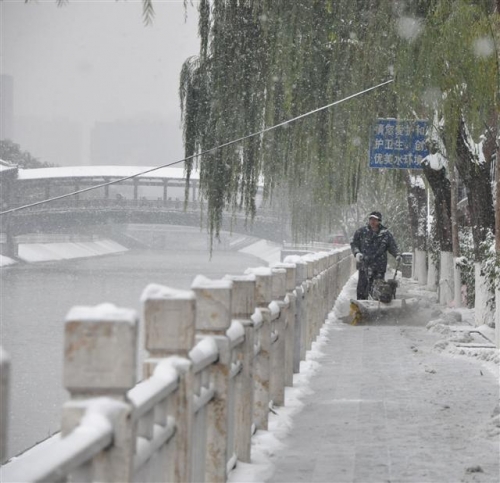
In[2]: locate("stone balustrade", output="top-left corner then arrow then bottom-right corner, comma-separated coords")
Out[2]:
0,247 -> 354,482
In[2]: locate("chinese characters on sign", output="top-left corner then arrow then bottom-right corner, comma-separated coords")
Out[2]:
369,119 -> 429,169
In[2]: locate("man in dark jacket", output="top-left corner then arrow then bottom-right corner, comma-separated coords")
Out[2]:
350,211 -> 401,300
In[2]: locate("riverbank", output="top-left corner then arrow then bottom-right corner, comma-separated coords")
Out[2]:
0,233 -> 282,268
0,239 -> 128,267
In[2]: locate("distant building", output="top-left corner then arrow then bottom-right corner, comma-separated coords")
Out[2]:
0,75 -> 14,141
14,116 -> 83,166
90,119 -> 174,166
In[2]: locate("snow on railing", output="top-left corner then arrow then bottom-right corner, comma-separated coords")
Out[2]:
0,246 -> 355,483
128,360 -> 178,480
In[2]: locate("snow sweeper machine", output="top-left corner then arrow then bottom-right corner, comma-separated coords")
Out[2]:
346,259 -> 419,325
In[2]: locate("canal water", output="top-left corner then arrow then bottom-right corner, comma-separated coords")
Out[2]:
1,227 -> 267,459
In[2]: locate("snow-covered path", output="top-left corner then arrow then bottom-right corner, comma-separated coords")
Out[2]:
269,322 -> 499,482
230,276 -> 500,483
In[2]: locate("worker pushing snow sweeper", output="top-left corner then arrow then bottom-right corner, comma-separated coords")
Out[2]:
347,211 -> 418,325
351,211 -> 401,301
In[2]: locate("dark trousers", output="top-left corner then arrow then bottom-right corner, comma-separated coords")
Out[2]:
356,268 -> 386,300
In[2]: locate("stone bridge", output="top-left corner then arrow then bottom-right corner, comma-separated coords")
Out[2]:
0,165 -> 286,256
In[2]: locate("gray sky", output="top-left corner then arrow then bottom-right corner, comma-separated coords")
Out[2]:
1,0 -> 200,163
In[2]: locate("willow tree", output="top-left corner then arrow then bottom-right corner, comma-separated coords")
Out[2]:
180,0 -> 411,244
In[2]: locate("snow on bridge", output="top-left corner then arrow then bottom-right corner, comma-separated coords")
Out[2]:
16,165 -> 200,181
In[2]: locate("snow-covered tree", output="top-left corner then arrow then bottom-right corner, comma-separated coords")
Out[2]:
0,140 -> 54,169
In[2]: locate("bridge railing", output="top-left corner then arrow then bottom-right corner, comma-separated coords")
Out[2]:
1,247 -> 355,483
11,198 -> 202,212
8,197 -> 280,220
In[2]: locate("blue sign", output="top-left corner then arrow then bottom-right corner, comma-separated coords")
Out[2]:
369,119 -> 429,169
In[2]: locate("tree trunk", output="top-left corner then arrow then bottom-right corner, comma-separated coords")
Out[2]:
496,136 -> 499,347
455,117 -> 495,261
421,164 -> 453,252
404,172 -> 427,251
497,141 -> 500,255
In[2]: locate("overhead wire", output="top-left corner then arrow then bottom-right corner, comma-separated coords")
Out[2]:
0,78 -> 394,216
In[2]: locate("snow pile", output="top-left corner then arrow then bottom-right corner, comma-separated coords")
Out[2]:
430,322 -> 500,370
404,283 -> 500,373
401,277 -> 498,370
331,273 -> 359,320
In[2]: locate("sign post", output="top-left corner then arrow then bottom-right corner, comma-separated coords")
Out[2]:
369,119 -> 428,169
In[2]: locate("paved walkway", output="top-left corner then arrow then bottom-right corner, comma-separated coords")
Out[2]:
269,281 -> 500,483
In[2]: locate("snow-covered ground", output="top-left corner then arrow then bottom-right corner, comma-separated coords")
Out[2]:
229,273 -> 499,483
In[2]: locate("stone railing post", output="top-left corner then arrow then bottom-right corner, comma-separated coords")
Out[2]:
324,254 -> 331,315
294,259 -> 307,371
271,262 -> 297,387
63,303 -> 138,482
223,273 -> 256,463
313,255 -> 323,338
303,256 -> 315,350
0,347 -> 9,464
324,253 -> 332,310
317,255 -> 326,328
284,256 -> 308,371
342,250 -> 354,283
315,255 -> 324,325
270,267 -> 287,407
191,275 -> 233,483
316,255 -> 326,328
329,252 -> 339,307
245,267 -> 273,431
141,284 -> 196,483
